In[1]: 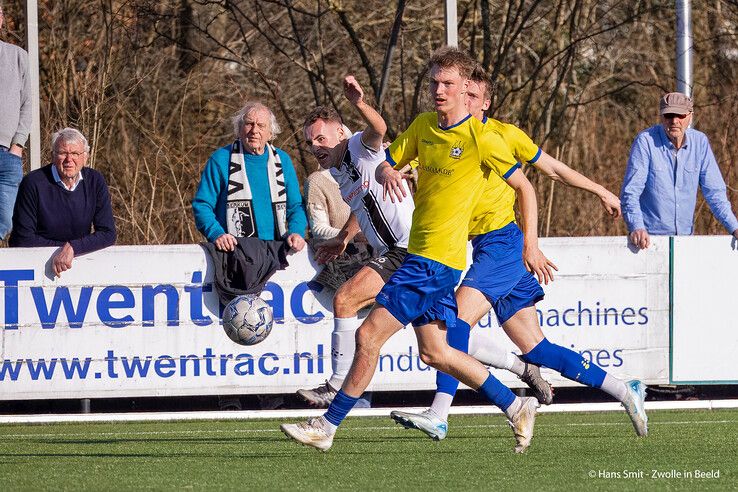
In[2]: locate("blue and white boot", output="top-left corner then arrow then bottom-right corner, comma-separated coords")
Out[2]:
622,379 -> 648,437
390,408 -> 448,441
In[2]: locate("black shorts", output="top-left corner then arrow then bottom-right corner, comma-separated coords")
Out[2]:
366,246 -> 408,283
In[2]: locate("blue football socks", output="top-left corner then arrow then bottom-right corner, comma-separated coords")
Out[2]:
435,319 -> 471,396
522,337 -> 606,388
478,373 -> 516,411
323,390 -> 359,427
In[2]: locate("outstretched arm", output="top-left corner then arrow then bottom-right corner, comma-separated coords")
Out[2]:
344,75 -> 387,152
534,151 -> 621,218
506,168 -> 557,284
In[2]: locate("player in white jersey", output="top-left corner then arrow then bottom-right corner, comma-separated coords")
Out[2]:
296,76 -> 414,407
331,131 -> 414,255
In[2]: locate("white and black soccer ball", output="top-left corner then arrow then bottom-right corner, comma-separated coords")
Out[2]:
222,295 -> 274,346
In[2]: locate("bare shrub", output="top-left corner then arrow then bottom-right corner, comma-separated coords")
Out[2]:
2,0 -> 736,243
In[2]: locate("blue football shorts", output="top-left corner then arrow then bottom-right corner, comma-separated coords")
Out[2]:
376,253 -> 462,328
460,221 -> 545,324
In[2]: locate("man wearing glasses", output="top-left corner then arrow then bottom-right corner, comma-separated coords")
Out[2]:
621,92 -> 738,249
9,128 -> 116,276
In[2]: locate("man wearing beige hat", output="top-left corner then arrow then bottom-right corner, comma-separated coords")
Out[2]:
621,92 -> 738,249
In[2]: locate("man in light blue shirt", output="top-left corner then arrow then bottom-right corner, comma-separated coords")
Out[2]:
621,92 -> 738,249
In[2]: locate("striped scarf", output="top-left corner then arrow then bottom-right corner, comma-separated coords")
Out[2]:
226,139 -> 287,238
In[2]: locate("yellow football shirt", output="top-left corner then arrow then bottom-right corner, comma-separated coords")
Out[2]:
387,113 -> 518,270
468,118 -> 541,236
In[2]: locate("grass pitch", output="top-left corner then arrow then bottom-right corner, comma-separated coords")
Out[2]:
0,409 -> 735,491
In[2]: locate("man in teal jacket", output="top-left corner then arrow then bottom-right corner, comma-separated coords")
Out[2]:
193,101 -> 307,252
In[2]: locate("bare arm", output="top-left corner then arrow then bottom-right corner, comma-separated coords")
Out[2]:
534,151 -> 621,218
314,213 -> 362,264
506,169 -> 557,284
337,212 -> 361,243
344,75 -> 386,152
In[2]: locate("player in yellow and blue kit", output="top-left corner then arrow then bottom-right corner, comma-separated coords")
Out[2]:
281,47 -> 541,453
391,65 -> 648,441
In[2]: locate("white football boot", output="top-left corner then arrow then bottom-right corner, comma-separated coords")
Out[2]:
622,379 -> 648,437
508,396 -> 539,453
280,417 -> 335,451
390,408 -> 448,441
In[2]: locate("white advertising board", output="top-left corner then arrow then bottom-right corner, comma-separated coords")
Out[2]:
1,237 -> 670,400
671,235 -> 738,383
478,236 -> 670,388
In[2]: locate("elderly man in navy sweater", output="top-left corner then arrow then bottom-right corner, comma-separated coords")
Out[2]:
9,128 -> 116,276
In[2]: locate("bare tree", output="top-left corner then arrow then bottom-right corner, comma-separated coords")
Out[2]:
2,0 -> 735,243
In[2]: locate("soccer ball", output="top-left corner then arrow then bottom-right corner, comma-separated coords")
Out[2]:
222,295 -> 274,345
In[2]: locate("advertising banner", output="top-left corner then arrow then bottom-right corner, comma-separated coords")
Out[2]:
1,237 -> 670,400
671,235 -> 738,383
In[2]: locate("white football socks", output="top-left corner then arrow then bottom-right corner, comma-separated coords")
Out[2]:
327,316 -> 361,390
468,330 -> 526,376
318,415 -> 338,434
504,396 -> 523,420
508,354 -> 526,377
600,373 -> 628,402
429,392 -> 454,421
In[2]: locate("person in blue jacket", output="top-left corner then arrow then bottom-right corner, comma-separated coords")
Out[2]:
193,101 -> 307,253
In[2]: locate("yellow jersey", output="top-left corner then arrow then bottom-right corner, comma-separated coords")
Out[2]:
387,113 -> 518,270
468,118 -> 541,236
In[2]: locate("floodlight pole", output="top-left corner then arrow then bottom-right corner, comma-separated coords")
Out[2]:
445,0 -> 458,47
675,0 -> 693,97
24,0 -> 41,170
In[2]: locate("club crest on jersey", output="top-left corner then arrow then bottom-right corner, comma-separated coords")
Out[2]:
449,141 -> 464,159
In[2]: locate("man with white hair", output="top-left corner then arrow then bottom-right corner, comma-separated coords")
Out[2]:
193,102 -> 307,253
193,102 -> 307,411
0,2 -> 32,240
9,128 -> 116,276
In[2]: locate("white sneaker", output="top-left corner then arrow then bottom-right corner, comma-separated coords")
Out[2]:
508,396 -> 539,453
622,379 -> 648,437
280,417 -> 335,451
390,408 -> 448,441
296,382 -> 338,408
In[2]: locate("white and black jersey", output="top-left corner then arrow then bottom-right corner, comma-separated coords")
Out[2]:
331,132 -> 414,255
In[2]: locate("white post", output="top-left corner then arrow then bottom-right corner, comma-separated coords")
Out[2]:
444,0 -> 458,47
675,0 -> 693,97
25,0 -> 41,170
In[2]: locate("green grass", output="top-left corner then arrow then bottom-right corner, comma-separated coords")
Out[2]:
0,409 -> 735,491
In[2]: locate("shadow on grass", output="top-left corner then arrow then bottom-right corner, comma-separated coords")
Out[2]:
4,451 -> 329,459
31,435 -> 282,445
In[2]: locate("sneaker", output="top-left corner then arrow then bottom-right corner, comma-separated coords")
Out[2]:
390,408 -> 448,441
517,357 -> 554,405
622,379 -> 648,437
296,382 -> 338,408
508,396 -> 539,453
280,417 -> 335,452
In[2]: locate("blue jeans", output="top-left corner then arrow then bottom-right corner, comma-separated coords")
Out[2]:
0,149 -> 23,239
